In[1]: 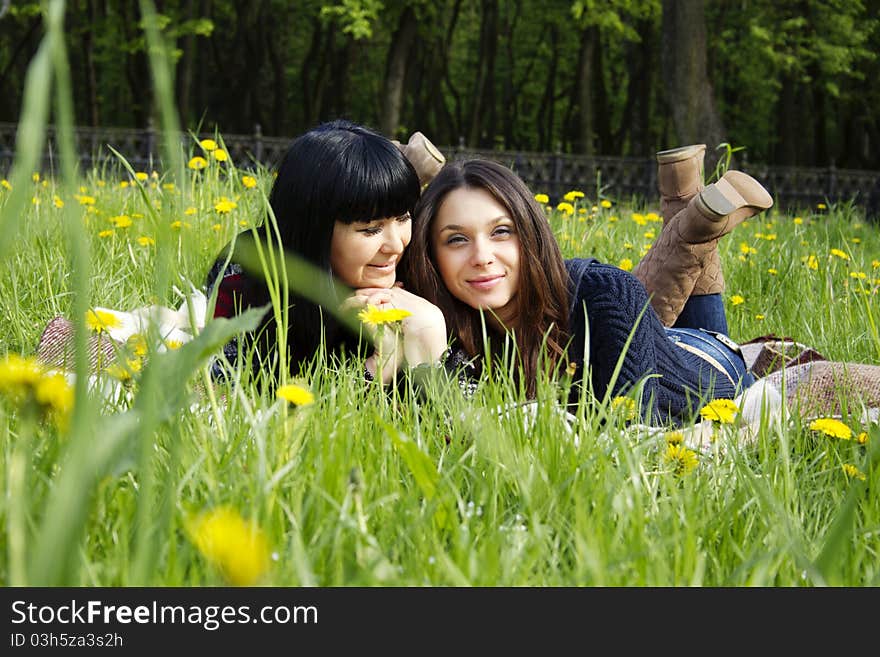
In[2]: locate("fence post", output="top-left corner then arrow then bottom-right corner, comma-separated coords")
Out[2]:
144,117 -> 156,170
553,141 -> 563,199
828,159 -> 837,202
254,123 -> 263,166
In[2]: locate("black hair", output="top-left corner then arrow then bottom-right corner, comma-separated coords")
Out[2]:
225,119 -> 421,380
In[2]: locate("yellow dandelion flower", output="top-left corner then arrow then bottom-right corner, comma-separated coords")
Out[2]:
805,255 -> 819,271
631,213 -> 646,226
162,183 -> 175,191
212,223 -> 222,232
126,334 -> 148,357
188,156 -> 208,170
755,314 -> 765,321
808,417 -> 852,440
534,193 -> 549,204
850,272 -> 867,280
563,190 -> 584,202
623,242 -> 633,250
665,431 -> 684,445
556,202 -> 574,216
97,229 -> 113,238
74,195 -> 96,205
32,172 -> 40,182
34,373 -> 74,419
238,220 -> 249,228
611,396 -> 637,421
277,384 -> 315,407
600,199 -> 612,208
565,361 -> 577,377
105,358 -> 142,381
109,215 -> 132,228
53,196 -> 64,208
842,464 -> 866,481
643,230 -> 655,240
119,180 -> 129,189
793,217 -> 803,225
608,215 -> 619,222
1,179 -> 11,190
767,268 -> 778,276
762,233 -> 777,241
134,172 -> 149,182
618,258 -> 633,272
184,206 -> 198,216
215,197 -> 238,214
186,506 -> 270,586
645,212 -> 661,222
85,309 -> 123,333
663,443 -> 698,475
578,208 -> 587,215
856,431 -> 868,445
730,294 -> 745,306
199,138 -> 218,152
242,175 -> 258,189
163,339 -> 184,350
0,354 -> 44,400
591,205 -> 599,212
851,237 -> 861,244
817,202 -> 827,210
700,399 -> 739,424
830,248 -> 850,261
170,220 -> 183,230
137,236 -> 155,247
213,148 -> 228,162
357,304 -> 413,327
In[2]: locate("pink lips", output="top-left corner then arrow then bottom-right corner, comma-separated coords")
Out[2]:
467,274 -> 504,290
369,261 -> 396,272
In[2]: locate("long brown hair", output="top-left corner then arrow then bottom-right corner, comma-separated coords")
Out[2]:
400,159 -> 571,396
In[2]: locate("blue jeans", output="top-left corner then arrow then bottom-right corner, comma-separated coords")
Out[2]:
667,293 -> 755,392
674,293 -> 729,334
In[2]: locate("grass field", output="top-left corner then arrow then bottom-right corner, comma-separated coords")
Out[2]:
1,143 -> 879,586
1,5 -> 879,586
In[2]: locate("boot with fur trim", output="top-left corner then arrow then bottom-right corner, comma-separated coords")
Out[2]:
392,131 -> 446,188
634,170 -> 773,326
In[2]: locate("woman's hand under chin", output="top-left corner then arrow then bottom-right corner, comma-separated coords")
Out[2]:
346,285 -> 449,382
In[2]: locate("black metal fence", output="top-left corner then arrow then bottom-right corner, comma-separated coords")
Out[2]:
2,122 -> 879,220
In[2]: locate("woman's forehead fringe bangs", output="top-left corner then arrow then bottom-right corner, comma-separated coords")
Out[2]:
331,152 -> 420,225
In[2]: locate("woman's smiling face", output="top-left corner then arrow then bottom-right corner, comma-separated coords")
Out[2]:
430,186 -> 521,325
329,212 -> 412,288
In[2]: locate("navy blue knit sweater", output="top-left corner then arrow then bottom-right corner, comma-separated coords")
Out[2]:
565,258 -> 736,424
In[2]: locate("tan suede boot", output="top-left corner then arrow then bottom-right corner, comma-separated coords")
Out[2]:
655,144 -> 725,296
633,170 -> 773,326
392,131 -> 446,188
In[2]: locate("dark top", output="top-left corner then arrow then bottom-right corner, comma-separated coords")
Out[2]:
565,258 -> 736,423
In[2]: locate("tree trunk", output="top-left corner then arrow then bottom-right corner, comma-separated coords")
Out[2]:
615,18 -> 654,155
379,6 -> 418,138
536,24 -> 559,152
175,0 -> 195,128
467,0 -> 498,147
573,25 -> 595,154
660,0 -> 726,149
774,74 -> 797,165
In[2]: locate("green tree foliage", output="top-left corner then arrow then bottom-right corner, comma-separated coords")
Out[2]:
0,0 -> 878,167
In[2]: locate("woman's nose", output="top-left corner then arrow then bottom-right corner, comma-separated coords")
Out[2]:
470,237 -> 494,266
381,222 -> 406,254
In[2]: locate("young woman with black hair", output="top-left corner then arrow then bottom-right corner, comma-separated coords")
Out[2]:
206,119 -> 449,384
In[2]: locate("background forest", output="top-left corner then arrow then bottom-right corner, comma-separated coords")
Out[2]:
1,0 -> 879,168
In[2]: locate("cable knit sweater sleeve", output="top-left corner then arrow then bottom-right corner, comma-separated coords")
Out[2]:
566,259 -> 736,424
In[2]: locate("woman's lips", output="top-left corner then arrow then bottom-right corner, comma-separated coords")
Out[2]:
368,261 -> 396,272
467,274 -> 504,290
